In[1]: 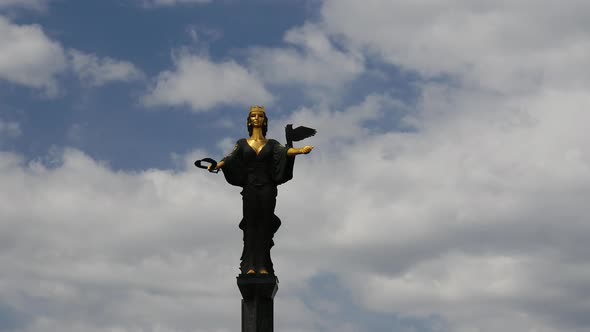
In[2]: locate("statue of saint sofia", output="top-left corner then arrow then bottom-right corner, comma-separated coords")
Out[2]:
209,106 -> 313,276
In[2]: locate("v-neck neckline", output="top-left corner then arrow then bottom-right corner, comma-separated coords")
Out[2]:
246,139 -> 268,156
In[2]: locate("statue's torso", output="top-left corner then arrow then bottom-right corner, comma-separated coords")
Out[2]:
221,138 -> 292,187
239,139 -> 275,186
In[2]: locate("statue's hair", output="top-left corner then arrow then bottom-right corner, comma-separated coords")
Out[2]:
247,107 -> 268,136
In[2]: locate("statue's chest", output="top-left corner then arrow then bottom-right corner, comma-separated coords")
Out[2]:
242,140 -> 272,162
246,139 -> 268,155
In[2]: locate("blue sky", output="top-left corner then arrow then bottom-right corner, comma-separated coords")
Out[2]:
1,1 -> 590,332
1,0 -> 421,171
1,0 -> 324,170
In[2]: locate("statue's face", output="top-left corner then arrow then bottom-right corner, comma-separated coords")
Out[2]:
249,110 -> 265,128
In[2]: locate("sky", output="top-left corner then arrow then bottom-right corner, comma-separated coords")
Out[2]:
1,0 -> 590,331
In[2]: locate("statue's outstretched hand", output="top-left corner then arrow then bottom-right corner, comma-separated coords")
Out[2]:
207,162 -> 223,172
301,146 -> 313,154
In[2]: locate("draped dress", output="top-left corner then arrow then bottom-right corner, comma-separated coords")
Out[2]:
220,138 -> 295,275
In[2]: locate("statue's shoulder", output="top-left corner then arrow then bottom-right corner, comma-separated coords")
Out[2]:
267,138 -> 281,146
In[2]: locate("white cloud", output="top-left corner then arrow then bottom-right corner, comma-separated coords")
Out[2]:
68,49 -> 145,87
309,8 -> 590,330
272,84 -> 590,331
0,149 -> 244,331
0,15 -> 66,96
143,52 -> 273,111
248,23 -> 364,92
0,17 -> 144,95
321,0 -> 590,94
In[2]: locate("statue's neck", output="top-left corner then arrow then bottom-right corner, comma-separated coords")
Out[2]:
250,127 -> 265,140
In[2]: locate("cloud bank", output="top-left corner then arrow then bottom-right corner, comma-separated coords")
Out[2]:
3,83 -> 590,331
143,52 -> 273,112
68,50 -> 145,87
0,16 -> 66,96
248,23 -> 364,92
0,16 -> 145,96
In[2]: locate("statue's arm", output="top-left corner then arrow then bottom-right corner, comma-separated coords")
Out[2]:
208,142 -> 239,171
287,146 -> 313,156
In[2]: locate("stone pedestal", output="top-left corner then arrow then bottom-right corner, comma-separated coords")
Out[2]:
237,275 -> 279,332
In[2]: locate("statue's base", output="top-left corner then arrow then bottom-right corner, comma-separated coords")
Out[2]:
237,275 -> 279,332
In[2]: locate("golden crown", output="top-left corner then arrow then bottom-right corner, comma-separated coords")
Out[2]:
249,105 -> 265,113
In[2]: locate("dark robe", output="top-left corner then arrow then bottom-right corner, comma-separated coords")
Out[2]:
220,138 -> 295,275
